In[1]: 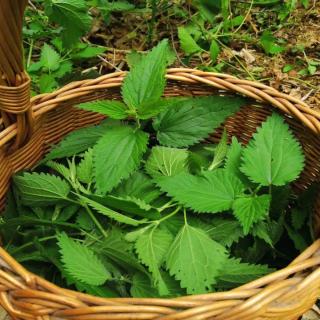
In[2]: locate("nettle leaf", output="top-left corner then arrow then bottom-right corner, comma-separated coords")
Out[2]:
78,195 -> 145,226
57,232 -> 109,286
233,194 -> 271,235
121,40 -> 169,119
113,171 -> 161,204
153,96 -> 245,147
178,27 -> 202,55
77,100 -> 128,120
77,149 -> 93,184
13,173 -> 70,206
157,170 -> 244,213
93,126 -> 149,194
45,0 -> 92,48
44,120 -> 118,161
207,218 -> 244,247
217,258 -> 273,285
166,224 -> 228,294
135,226 -> 173,295
40,43 -> 61,72
208,130 -> 228,170
241,113 -> 305,186
131,273 -> 158,298
225,137 -> 243,178
145,146 -> 189,178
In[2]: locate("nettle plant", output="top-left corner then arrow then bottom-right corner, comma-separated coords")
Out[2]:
3,40 -> 310,298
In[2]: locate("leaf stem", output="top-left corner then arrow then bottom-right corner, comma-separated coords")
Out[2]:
8,235 -> 58,255
157,206 -> 181,223
83,203 -> 108,239
183,208 -> 188,225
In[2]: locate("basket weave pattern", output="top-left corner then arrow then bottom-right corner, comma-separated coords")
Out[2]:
0,1 -> 319,319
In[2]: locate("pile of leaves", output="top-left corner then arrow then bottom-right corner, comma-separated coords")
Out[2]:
1,40 -> 315,298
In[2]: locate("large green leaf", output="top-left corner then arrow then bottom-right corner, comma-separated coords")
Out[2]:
233,195 -> 271,235
135,226 -> 173,295
77,100 -> 128,120
78,195 -> 145,226
157,169 -> 245,213
13,173 -> 70,206
241,113 -> 305,186
153,96 -> 245,147
166,224 -> 228,294
93,126 -> 149,194
57,232 -> 109,286
145,146 -> 189,178
45,0 -> 92,48
121,40 -> 169,119
113,171 -> 161,204
44,120 -> 117,161
217,258 -> 273,286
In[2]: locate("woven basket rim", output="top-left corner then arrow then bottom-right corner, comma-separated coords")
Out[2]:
0,68 -> 319,149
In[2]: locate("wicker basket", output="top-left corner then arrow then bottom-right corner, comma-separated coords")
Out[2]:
0,1 -> 319,319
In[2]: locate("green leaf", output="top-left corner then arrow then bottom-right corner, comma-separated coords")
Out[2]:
291,208 -> 308,230
45,0 -> 92,48
78,195 -> 145,226
77,149 -> 93,184
131,273 -> 158,298
45,161 -> 71,182
71,46 -> 106,59
166,224 -> 228,294
145,146 -> 189,178
13,173 -> 70,206
285,224 -> 308,251
208,130 -> 228,170
77,100 -> 128,119
153,96 -> 245,147
233,194 -> 271,235
178,27 -> 202,55
88,194 -> 160,220
39,74 -> 58,93
241,113 -> 305,186
210,39 -> 220,63
260,31 -> 286,55
207,218 -> 244,247
135,226 -> 173,295
44,120 -> 118,161
40,43 -> 61,72
113,171 -> 161,204
252,221 -> 275,247
93,126 -> 149,194
121,39 -> 169,119
57,232 -> 109,286
217,258 -> 273,286
157,170 -> 244,213
224,137 -> 242,177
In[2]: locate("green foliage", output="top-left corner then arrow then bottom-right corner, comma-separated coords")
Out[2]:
57,232 -> 109,286
13,173 -> 70,206
122,39 -> 171,119
4,40 -> 311,300
233,195 -> 271,234
166,223 -> 228,294
77,101 -> 128,120
44,0 -> 92,48
135,226 -> 173,295
241,113 -> 305,186
153,97 -> 245,147
157,170 -> 244,213
145,146 -> 189,178
93,126 -> 148,194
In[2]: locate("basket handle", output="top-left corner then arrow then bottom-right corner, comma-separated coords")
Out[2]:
0,0 -> 33,150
